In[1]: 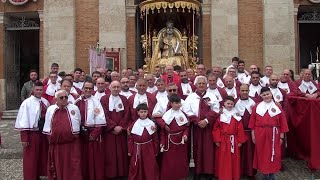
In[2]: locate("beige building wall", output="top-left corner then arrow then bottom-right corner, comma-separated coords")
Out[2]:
43,0 -> 76,74
211,0 -> 239,68
263,0 -> 295,74
99,0 -> 127,71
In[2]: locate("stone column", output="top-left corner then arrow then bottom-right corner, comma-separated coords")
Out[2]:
126,0 -> 136,69
0,12 -> 5,110
43,0 -> 76,73
263,0 -> 295,74
211,0 -> 239,68
99,0 -> 127,71
38,10 -> 44,77
202,0 -> 212,68
294,4 -> 300,74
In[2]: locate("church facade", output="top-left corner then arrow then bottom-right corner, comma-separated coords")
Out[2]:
0,0 -> 318,110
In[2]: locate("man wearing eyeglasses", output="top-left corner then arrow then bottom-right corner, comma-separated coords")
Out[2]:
16,81 -> 50,180
52,79 -> 79,104
75,81 -> 106,180
101,81 -> 130,179
183,76 -> 220,179
43,72 -> 60,103
43,90 -> 82,179
128,78 -> 157,124
42,63 -> 62,85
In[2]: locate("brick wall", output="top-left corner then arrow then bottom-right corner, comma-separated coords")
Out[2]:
126,16 -> 136,69
75,0 -> 99,74
238,0 -> 264,68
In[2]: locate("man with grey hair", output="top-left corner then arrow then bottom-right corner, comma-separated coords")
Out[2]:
43,89 -> 82,179
94,77 -> 110,101
111,71 -> 120,82
183,75 -> 220,179
101,81 -> 130,179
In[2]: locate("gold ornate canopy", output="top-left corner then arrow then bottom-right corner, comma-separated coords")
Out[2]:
139,0 -> 200,73
139,0 -> 201,17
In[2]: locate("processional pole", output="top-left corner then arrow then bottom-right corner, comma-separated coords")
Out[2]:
192,10 -> 195,57
145,10 -> 148,58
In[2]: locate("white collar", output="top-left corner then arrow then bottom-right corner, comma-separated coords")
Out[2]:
299,80 -> 317,94
234,98 -> 256,116
183,91 -> 220,117
225,87 -> 238,99
78,96 -> 106,127
68,94 -> 76,104
277,82 -> 290,93
249,84 -> 262,97
146,86 -> 158,93
15,96 -> 49,130
270,87 -> 283,102
156,91 -> 168,100
94,91 -> 106,100
109,95 -> 124,112
217,78 -> 225,88
162,108 -> 188,126
207,88 -> 223,102
119,90 -> 133,99
256,101 -> 281,117
45,83 -> 60,96
43,104 -> 81,135
131,118 -> 156,136
220,108 -> 242,124
181,83 -> 193,95
133,93 -> 148,108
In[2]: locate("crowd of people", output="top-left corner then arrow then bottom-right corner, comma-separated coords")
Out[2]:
16,57 -> 319,180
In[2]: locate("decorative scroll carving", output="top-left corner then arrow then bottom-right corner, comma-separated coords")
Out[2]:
299,10 -> 320,21
6,16 -> 39,30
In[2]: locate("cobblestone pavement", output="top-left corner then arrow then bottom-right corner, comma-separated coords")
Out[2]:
0,120 -> 319,180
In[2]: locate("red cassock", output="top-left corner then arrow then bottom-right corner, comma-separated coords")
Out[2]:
208,87 -> 228,107
161,73 -> 180,85
45,108 -> 82,180
100,94 -> 129,178
18,100 -> 49,180
248,104 -> 289,174
75,98 -> 105,180
159,117 -> 190,180
185,92 -> 220,175
177,82 -> 196,100
212,117 -> 247,180
128,93 -> 157,124
238,107 -> 256,176
128,128 -> 160,180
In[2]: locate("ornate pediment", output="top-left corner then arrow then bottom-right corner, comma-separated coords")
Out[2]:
309,0 -> 320,3
1,0 -> 37,6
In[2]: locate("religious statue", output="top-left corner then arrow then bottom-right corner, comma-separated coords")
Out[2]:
150,21 -> 189,71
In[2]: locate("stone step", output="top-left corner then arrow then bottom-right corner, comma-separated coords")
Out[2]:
1,110 -> 18,121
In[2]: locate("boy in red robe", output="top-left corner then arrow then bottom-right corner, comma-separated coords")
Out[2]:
249,87 -> 289,180
128,103 -> 159,180
43,89 -> 82,180
213,96 -> 247,180
159,94 -> 189,180
15,81 -> 50,180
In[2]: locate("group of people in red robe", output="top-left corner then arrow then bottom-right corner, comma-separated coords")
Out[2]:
15,57 -> 320,180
